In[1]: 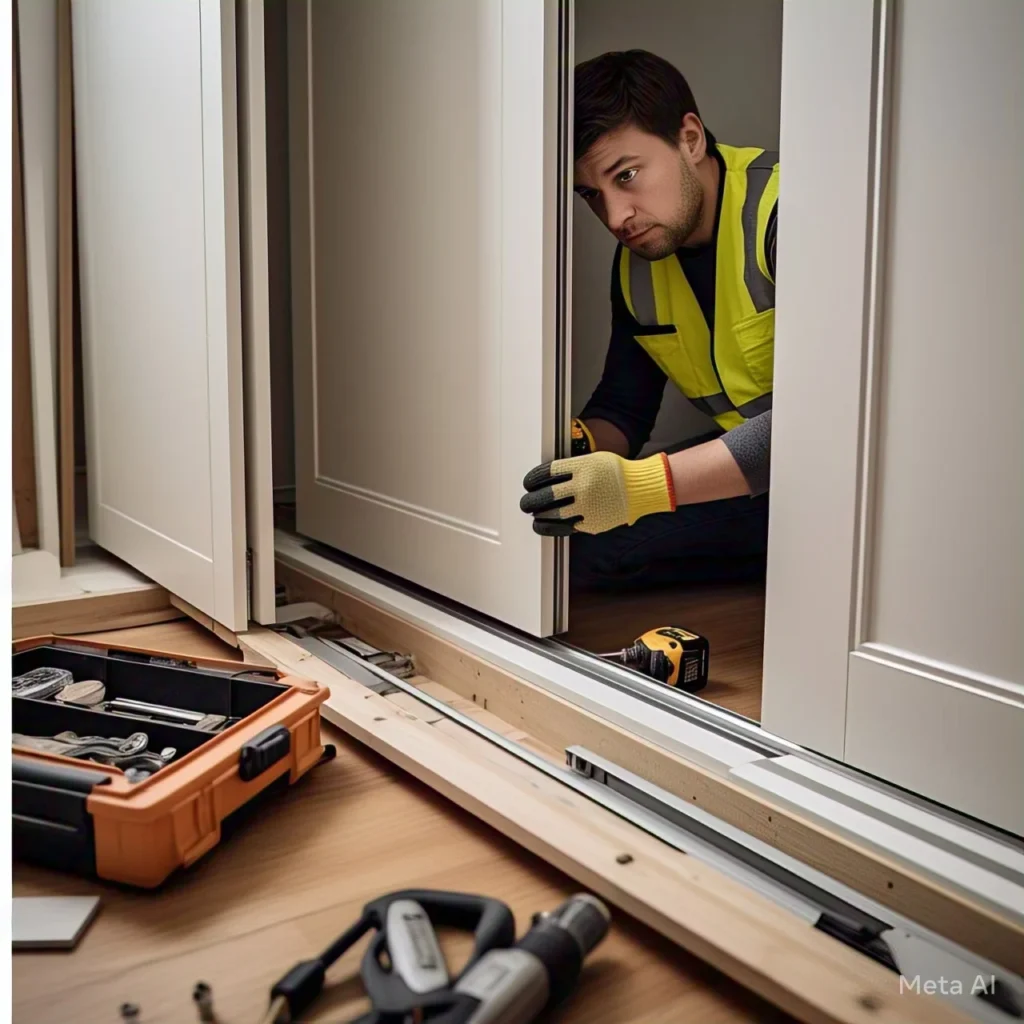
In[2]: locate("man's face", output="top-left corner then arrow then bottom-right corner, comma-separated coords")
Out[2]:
574,123 -> 703,261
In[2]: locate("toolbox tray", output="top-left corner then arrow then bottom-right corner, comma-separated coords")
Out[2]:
12,635 -> 331,888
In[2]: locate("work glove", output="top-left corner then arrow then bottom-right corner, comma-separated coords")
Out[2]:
570,417 -> 597,456
520,451 -> 676,536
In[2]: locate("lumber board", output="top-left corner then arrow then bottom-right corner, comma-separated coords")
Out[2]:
245,628 -> 970,1024
13,586 -> 179,640
57,0 -> 75,567
275,561 -> 1024,974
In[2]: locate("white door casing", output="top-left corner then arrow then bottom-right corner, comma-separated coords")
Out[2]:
289,0 -> 570,635
73,0 -> 250,631
763,0 -> 1024,834
237,0 -> 277,625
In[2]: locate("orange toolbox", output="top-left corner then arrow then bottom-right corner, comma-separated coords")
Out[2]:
12,634 -> 334,888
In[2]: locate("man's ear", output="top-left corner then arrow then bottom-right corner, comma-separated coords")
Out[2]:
678,112 -> 707,163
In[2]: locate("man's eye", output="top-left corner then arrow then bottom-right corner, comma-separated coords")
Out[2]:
576,189 -> 598,201
618,168 -> 638,184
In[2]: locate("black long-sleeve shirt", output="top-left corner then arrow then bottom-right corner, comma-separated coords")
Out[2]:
580,149 -> 777,495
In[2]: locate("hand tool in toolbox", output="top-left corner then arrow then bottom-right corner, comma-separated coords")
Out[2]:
600,625 -> 710,692
261,888 -> 610,1024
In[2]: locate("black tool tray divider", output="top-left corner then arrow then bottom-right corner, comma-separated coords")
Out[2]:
12,643 -> 287,721
13,698 -> 213,756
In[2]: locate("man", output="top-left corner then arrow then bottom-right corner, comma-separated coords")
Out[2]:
520,50 -> 778,589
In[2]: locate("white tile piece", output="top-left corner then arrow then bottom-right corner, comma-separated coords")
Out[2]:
13,896 -> 101,950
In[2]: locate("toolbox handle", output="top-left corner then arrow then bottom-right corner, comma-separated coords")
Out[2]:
239,725 -> 291,782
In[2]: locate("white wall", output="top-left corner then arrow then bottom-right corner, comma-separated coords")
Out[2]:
572,0 -> 783,449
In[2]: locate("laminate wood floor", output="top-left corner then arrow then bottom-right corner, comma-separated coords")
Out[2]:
13,620 -> 790,1023
563,581 -> 766,722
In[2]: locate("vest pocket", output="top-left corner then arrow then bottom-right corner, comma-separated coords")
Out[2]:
732,308 -> 775,392
635,331 -> 703,400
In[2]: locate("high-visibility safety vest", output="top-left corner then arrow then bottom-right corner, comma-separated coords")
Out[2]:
617,144 -> 779,432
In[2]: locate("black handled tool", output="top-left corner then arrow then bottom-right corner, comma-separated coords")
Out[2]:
261,889 -> 515,1024
260,890 -> 609,1024
425,893 -> 611,1024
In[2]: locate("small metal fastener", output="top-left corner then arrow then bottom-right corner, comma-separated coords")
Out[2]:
193,981 -> 215,1022
616,853 -> 634,865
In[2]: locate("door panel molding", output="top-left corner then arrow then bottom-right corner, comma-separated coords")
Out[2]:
846,653 -> 1024,835
313,475 -> 500,542
856,643 -> 1024,707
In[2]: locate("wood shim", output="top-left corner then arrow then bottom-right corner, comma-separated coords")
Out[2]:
275,560 -> 1024,975
246,628 -> 970,1024
170,595 -> 242,651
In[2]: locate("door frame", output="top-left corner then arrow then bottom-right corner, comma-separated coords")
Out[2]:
237,0 -> 277,625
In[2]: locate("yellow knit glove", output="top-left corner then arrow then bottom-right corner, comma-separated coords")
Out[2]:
520,451 -> 677,536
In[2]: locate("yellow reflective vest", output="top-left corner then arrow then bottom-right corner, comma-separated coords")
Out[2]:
617,143 -> 779,431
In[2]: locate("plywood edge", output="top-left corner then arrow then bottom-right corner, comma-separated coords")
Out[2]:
13,585 -> 179,640
169,594 -> 242,650
275,560 -> 1024,974
244,627 -> 970,1024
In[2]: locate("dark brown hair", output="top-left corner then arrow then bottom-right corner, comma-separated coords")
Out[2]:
574,50 -> 711,162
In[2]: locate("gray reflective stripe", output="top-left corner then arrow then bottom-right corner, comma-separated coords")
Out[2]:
742,150 -> 777,314
691,391 -> 771,419
628,253 -> 658,325
694,393 -> 737,416
737,392 -> 773,417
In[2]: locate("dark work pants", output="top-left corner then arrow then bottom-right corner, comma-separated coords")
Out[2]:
570,432 -> 770,591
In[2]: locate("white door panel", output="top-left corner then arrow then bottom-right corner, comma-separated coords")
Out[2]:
289,0 -> 568,635
763,0 -> 1024,834
73,0 -> 249,630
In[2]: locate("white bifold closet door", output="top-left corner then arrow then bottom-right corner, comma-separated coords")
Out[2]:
73,0 -> 261,632
289,0 -> 571,636
763,0 -> 1024,835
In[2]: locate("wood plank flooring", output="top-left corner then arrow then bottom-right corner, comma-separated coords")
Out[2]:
12,620 -> 789,1023
563,581 -> 766,721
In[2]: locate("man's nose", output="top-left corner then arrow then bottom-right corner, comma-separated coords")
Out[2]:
604,194 -> 635,235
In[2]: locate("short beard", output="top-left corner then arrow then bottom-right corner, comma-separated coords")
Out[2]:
629,155 -> 705,261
